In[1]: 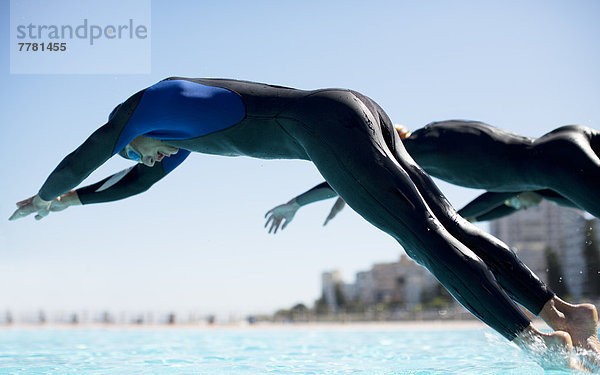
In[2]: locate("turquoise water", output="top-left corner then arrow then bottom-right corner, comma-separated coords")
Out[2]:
0,327 -> 589,374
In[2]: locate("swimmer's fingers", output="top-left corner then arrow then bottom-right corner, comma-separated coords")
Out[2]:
264,214 -> 274,229
9,205 -> 37,221
394,124 -> 412,140
9,196 -> 42,221
272,220 -> 281,234
9,195 -> 54,221
16,196 -> 35,208
9,196 -> 36,219
323,207 -> 337,226
265,203 -> 297,233
264,212 -> 274,226
269,218 -> 282,234
323,198 -> 346,226
9,204 -> 49,221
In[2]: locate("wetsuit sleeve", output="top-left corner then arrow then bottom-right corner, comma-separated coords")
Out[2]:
469,204 -> 519,222
37,90 -> 145,201
75,150 -> 190,204
457,191 -> 520,220
294,182 -> 338,206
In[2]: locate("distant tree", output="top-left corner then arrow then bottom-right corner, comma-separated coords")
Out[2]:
273,309 -> 291,322
545,246 -> 569,298
167,313 -> 176,325
420,283 -> 452,309
334,283 -> 347,309
101,311 -> 113,324
314,291 -> 328,315
291,303 -> 309,321
583,219 -> 600,297
291,303 -> 308,312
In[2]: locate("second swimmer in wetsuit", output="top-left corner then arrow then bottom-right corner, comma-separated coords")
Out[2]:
9,78 -> 596,369
265,121 -> 599,229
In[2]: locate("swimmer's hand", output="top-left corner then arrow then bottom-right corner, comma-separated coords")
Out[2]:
9,191 -> 81,221
323,197 -> 346,226
394,124 -> 412,140
264,200 -> 301,234
505,192 -> 543,210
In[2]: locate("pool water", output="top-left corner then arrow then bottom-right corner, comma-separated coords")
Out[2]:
0,326 -> 591,374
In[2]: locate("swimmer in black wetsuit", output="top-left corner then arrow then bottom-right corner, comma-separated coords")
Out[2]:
8,78 -> 593,368
265,121 -> 599,228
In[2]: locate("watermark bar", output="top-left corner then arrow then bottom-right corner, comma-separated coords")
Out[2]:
10,0 -> 151,74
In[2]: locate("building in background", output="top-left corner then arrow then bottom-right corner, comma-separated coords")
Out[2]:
320,200 -> 600,317
321,254 -> 441,314
490,200 -> 600,300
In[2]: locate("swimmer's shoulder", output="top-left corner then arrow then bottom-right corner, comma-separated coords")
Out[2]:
417,120 -> 533,143
160,76 -> 304,92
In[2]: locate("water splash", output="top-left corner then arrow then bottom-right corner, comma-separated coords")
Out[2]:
516,330 -> 580,371
573,346 -> 600,373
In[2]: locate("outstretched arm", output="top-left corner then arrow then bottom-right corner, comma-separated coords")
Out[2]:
457,191 -> 522,221
458,191 -> 548,222
76,151 -> 189,204
9,191 -> 81,221
38,91 -> 146,201
264,182 -> 338,234
10,150 -> 189,221
10,90 -> 187,220
467,204 -> 519,222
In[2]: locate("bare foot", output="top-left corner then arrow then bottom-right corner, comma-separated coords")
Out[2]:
540,298 -> 600,355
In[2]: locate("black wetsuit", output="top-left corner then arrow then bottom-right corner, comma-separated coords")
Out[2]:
39,78 -> 546,340
298,120 -> 600,221
406,121 -> 600,217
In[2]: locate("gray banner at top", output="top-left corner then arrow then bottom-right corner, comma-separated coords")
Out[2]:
10,0 -> 151,74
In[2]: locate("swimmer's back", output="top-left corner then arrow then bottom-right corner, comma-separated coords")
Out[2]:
404,120 -> 538,190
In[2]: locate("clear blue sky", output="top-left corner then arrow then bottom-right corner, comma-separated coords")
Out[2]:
1,0 -> 599,318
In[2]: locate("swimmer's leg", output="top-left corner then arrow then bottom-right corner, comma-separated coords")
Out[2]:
282,91 -> 541,342
387,132 -> 555,315
386,120 -> 599,359
282,92 -> 581,367
358,92 -> 555,313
